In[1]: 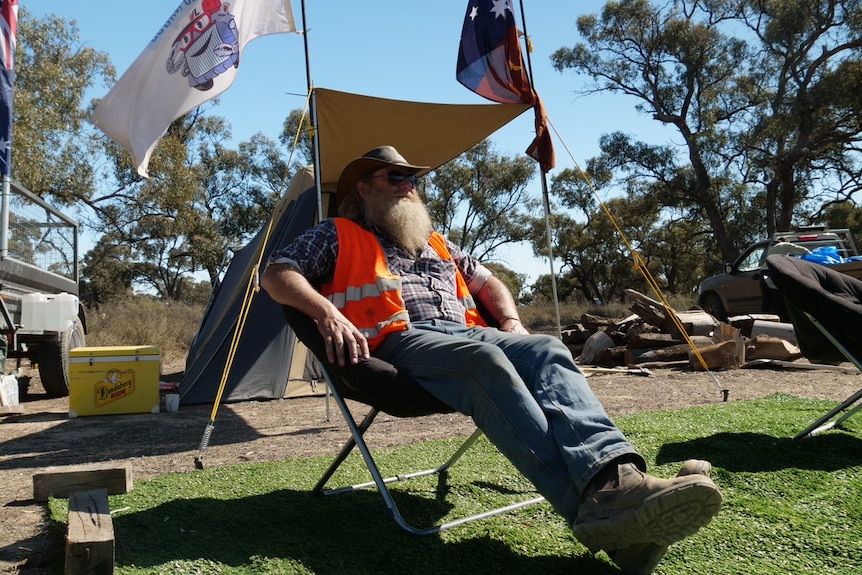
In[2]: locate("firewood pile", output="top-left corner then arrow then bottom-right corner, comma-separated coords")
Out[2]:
565,290 -> 806,371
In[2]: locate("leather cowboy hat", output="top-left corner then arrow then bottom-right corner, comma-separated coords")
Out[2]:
336,145 -> 430,205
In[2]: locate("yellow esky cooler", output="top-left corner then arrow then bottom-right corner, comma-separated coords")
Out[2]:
69,345 -> 161,417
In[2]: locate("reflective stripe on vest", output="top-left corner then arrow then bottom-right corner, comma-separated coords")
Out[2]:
321,218 -> 486,351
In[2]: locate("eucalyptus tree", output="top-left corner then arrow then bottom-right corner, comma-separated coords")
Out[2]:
736,0 -> 862,233
14,8 -> 114,202
550,0 -> 862,263
89,108 -> 291,301
552,0 -> 754,262
424,140 -> 539,263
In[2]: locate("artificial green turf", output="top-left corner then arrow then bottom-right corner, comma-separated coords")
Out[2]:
49,393 -> 862,574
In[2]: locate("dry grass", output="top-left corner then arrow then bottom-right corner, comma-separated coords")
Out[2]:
83,298 -> 205,368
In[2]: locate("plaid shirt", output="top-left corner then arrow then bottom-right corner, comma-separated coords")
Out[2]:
268,218 -> 491,324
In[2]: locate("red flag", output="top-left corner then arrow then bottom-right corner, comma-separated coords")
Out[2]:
0,0 -> 17,177
525,96 -> 555,173
456,0 -> 554,171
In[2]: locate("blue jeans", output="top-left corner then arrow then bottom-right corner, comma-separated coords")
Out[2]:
374,320 -> 644,523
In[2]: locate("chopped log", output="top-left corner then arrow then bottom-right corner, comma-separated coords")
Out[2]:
598,346 -> 627,367
33,462 -> 133,502
65,489 -> 114,575
666,310 -> 718,338
626,343 -> 693,364
626,289 -> 665,309
611,314 -> 641,332
561,324 -> 590,345
751,320 -> 797,345
715,322 -> 746,365
627,291 -> 667,327
627,332 -> 682,350
690,340 -> 740,370
565,343 -> 585,359
625,336 -> 715,365
581,313 -> 616,332
626,322 -> 661,340
728,312 -> 782,323
748,336 -> 803,361
636,359 -> 691,369
629,301 -> 665,327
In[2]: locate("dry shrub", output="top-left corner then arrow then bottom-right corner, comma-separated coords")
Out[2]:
83,297 -> 205,369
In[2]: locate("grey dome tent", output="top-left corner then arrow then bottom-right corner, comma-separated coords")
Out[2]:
179,167 -> 326,404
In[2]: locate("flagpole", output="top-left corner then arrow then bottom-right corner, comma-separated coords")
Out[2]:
517,1 -> 562,339
299,0 -> 324,225
0,175 -> 9,259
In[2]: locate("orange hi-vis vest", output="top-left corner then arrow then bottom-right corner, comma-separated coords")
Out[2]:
320,218 -> 487,351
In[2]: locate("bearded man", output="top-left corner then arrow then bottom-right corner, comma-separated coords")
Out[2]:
261,146 -> 722,574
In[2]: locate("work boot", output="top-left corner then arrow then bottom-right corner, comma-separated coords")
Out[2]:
608,460 -> 713,575
572,459 -> 722,555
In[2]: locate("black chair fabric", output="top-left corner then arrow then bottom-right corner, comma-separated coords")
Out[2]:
282,306 -> 453,417
766,254 -> 862,364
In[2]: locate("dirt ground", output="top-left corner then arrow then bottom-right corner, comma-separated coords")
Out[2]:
1,360 -> 860,573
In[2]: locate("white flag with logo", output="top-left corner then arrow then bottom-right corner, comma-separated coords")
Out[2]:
91,0 -> 297,177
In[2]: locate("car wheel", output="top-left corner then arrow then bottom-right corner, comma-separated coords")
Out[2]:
700,293 -> 727,321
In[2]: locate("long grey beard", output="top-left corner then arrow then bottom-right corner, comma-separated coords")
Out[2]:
366,198 -> 433,257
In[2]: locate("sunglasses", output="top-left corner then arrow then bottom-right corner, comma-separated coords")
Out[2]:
367,171 -> 419,187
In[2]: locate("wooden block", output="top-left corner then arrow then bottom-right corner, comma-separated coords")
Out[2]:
0,404 -> 26,415
33,462 -> 133,502
65,489 -> 114,575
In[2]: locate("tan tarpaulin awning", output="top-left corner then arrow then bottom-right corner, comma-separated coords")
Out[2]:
314,88 -> 531,189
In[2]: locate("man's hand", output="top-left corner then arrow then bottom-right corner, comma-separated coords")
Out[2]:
317,313 -> 370,367
261,262 -> 370,366
499,317 -> 529,334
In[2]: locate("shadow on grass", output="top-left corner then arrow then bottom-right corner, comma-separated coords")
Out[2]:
0,402 -> 339,478
111,487 -> 610,574
656,430 -> 862,472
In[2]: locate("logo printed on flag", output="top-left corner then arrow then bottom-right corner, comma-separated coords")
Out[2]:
91,0 -> 297,178
0,0 -> 17,177
166,0 -> 240,91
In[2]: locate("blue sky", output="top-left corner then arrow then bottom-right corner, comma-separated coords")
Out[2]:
27,0 -> 668,282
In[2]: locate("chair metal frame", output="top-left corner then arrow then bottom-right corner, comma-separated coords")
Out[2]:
793,311 -> 862,440
310,360 -> 546,536
766,254 -> 862,440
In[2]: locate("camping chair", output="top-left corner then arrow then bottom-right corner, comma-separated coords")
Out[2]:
765,254 -> 862,440
282,305 -> 545,536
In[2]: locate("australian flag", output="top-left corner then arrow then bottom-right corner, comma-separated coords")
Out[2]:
456,0 -> 554,172
456,0 -> 533,105
0,0 -> 16,177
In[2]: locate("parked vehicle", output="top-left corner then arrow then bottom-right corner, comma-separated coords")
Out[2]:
0,179 -> 86,396
697,228 -> 862,321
